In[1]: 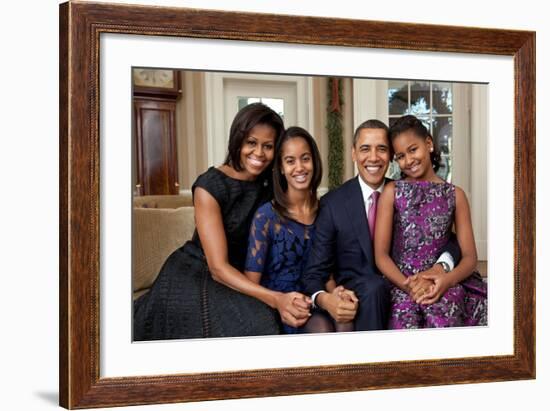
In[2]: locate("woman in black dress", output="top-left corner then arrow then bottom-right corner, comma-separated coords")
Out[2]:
134,103 -> 310,340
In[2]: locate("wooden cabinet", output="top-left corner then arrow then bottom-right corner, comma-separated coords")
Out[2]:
133,69 -> 181,195
134,98 -> 179,195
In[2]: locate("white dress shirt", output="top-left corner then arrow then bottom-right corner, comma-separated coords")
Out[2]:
358,175 -> 385,219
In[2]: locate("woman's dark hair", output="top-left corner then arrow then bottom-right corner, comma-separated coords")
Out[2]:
388,114 -> 441,173
223,102 -> 285,174
272,127 -> 323,221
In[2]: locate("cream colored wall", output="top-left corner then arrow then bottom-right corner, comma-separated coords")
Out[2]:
176,71 -> 208,190
312,77 -> 328,188
342,78 -> 355,181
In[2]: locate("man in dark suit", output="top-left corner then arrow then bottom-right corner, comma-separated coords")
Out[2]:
302,120 -> 459,331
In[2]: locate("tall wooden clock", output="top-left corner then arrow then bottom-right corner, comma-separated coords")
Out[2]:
133,69 -> 181,196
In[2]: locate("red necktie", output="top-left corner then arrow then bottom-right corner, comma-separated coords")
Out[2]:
368,191 -> 380,240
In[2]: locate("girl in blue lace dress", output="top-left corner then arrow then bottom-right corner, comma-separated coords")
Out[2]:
244,127 -> 324,333
374,115 -> 487,329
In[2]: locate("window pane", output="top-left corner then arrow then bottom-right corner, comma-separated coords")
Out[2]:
261,98 -> 285,119
388,80 -> 408,115
237,97 -> 285,120
386,160 -> 402,180
417,116 -> 430,132
238,97 -> 260,111
409,81 -> 430,117
433,116 -> 453,182
432,82 -> 452,114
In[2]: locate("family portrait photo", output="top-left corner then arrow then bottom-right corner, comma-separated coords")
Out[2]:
131,68 -> 489,341
55,1 -> 537,408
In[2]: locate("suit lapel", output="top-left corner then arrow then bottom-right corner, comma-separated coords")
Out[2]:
344,177 -> 374,263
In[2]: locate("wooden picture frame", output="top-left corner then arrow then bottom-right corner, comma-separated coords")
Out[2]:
59,1 -> 535,408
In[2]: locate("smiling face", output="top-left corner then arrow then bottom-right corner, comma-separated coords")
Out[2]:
280,137 -> 314,193
352,128 -> 391,189
392,130 -> 434,180
239,123 -> 276,180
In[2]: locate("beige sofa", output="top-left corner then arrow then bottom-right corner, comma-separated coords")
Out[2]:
133,195 -> 195,300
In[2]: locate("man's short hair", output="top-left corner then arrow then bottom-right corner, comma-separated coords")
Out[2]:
353,119 -> 389,146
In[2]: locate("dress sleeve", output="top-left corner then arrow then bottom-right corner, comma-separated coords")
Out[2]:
191,168 -> 227,208
244,204 -> 272,274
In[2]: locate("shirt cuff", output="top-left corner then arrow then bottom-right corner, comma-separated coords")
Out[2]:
436,251 -> 455,271
311,290 -> 326,309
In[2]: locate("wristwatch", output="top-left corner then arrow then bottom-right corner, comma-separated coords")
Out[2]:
437,261 -> 451,273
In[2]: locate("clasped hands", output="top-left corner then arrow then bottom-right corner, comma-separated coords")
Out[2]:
275,286 -> 358,328
274,291 -> 312,328
404,264 -> 452,305
316,286 -> 358,324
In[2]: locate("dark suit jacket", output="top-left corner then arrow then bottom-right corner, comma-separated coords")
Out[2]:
302,177 -> 461,296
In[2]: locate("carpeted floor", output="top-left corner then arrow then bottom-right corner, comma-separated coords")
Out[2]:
477,260 -> 487,277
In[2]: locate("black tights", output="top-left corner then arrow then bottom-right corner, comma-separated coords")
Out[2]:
302,311 -> 354,333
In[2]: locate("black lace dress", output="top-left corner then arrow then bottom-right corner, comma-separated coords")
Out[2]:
133,167 -> 281,340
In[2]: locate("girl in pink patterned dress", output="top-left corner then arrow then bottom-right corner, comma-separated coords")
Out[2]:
374,115 -> 487,329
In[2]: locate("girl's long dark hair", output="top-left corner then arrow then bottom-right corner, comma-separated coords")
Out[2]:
388,114 -> 441,173
272,127 -> 323,221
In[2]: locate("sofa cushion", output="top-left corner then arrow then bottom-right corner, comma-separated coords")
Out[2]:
133,194 -> 193,209
133,206 -> 195,297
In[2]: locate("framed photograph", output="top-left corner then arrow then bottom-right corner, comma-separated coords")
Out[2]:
59,1 -> 535,408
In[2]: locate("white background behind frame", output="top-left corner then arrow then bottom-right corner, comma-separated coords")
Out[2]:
1,0 -> 546,411
101,33 -> 513,377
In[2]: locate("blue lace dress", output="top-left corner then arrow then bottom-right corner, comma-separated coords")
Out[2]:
245,202 -> 316,334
